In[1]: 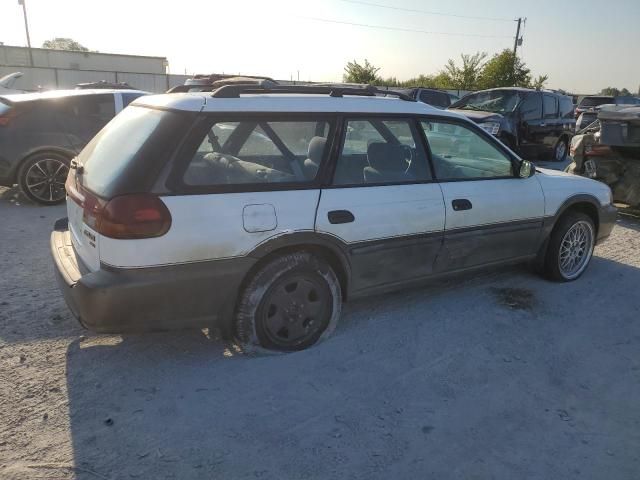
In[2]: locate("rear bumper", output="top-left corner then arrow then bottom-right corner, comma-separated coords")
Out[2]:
597,203 -> 617,244
51,220 -> 256,333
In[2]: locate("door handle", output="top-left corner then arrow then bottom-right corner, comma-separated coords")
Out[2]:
328,210 -> 355,224
452,199 -> 472,211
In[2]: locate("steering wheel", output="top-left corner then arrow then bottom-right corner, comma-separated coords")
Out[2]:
400,144 -> 414,173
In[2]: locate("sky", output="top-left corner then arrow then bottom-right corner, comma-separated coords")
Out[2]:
1,0 -> 639,93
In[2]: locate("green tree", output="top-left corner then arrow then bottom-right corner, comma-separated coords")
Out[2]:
600,87 -> 621,97
619,88 -> 631,96
531,75 -> 549,90
343,59 -> 380,84
478,50 -> 532,89
443,52 -> 487,90
42,37 -> 89,52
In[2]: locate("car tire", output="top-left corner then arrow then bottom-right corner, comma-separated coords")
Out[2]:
17,151 -> 70,205
234,252 -> 342,352
553,138 -> 568,162
543,211 -> 595,282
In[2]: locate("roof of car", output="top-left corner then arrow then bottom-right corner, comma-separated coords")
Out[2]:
0,89 -> 147,103
134,92 -> 466,118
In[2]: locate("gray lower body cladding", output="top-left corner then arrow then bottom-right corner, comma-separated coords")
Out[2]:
51,203 -> 617,334
51,226 -> 255,333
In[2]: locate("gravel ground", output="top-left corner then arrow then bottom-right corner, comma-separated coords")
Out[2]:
1,185 -> 639,480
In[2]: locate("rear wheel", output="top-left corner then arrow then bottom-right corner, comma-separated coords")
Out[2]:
553,138 -> 568,162
543,212 -> 595,281
235,252 -> 342,352
18,152 -> 70,205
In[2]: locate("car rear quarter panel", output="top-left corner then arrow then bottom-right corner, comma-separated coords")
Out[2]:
98,190 -> 321,268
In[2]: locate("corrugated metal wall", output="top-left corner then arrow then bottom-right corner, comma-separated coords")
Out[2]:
0,66 -> 190,93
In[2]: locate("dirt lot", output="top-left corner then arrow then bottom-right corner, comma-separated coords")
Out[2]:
1,185 -> 639,480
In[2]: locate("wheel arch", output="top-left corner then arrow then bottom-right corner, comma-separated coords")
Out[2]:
243,232 -> 352,301
13,146 -> 76,183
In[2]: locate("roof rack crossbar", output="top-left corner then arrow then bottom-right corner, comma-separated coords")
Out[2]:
210,84 -> 416,101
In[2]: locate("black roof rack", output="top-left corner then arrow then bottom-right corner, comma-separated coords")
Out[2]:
75,80 -> 135,90
209,83 -> 416,101
167,75 -> 278,93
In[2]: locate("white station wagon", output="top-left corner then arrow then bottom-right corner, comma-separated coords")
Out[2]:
51,84 -> 616,351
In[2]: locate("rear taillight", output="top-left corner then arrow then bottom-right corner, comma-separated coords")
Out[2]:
585,144 -> 612,157
88,194 -> 172,240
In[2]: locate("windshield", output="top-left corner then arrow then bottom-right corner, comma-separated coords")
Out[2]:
451,90 -> 521,113
579,96 -> 614,107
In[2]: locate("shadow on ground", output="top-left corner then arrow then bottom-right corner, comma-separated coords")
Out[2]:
62,256 -> 640,480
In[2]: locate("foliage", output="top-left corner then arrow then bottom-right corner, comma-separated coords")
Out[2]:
478,50 -> 531,89
600,87 -> 632,97
42,38 -> 89,52
343,59 -> 380,84
343,50 -> 551,92
443,52 -> 487,90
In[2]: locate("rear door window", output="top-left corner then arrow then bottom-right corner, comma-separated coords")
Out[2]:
419,90 -> 450,109
543,95 -> 559,119
520,93 -> 542,121
559,97 -> 575,119
122,92 -> 146,108
181,118 -> 333,187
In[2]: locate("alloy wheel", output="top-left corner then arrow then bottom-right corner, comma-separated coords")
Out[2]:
25,158 -> 68,203
558,220 -> 594,279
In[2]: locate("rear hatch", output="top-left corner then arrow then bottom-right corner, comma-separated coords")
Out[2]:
65,104 -> 195,271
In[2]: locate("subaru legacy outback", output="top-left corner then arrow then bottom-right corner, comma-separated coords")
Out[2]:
51,84 -> 616,351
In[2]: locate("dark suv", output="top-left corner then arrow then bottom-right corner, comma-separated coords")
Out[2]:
395,88 -> 452,109
0,89 -> 146,204
449,88 -> 575,161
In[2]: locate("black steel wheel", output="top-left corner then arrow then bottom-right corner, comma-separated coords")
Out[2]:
18,152 -> 70,205
235,252 -> 342,352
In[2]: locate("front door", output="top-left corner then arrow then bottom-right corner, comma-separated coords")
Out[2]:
316,117 -> 445,293
421,119 -> 545,272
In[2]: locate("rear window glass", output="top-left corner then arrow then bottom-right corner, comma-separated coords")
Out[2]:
182,119 -> 333,187
419,90 -> 450,108
579,96 -> 614,107
78,106 -> 173,194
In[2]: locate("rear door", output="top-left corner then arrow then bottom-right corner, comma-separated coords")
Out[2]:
57,93 -> 116,152
517,92 -> 545,159
316,117 -> 445,293
541,93 -> 561,155
421,118 -> 544,271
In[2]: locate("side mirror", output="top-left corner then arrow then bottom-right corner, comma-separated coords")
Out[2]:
518,159 -> 533,178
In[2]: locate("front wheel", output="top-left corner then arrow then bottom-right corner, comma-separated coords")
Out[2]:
17,152 -> 70,205
235,252 -> 342,352
543,212 -> 595,281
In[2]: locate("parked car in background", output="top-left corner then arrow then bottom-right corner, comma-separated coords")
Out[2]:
0,89 -> 147,204
449,88 -> 575,161
51,83 -> 615,353
0,72 -> 27,95
395,87 -> 452,109
574,95 -> 614,119
576,96 -> 640,130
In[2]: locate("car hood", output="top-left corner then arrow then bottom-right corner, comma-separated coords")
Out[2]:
448,109 -> 504,123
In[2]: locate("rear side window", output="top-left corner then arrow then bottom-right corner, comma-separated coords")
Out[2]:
419,90 -> 450,109
333,118 -> 431,185
0,101 -> 11,116
79,106 -> 184,195
543,95 -> 558,119
559,97 -> 574,119
122,92 -> 146,108
520,93 -> 542,121
182,119 -> 333,187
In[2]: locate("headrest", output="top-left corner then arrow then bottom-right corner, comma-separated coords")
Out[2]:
367,142 -> 407,172
308,136 -> 327,163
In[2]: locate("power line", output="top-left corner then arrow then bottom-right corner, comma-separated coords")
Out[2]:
338,0 -> 514,22
299,16 -> 514,39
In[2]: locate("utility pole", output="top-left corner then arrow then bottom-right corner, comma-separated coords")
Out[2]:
513,17 -> 522,57
18,0 -> 34,66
